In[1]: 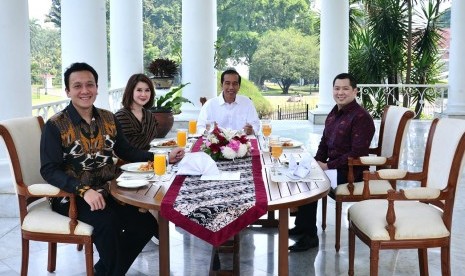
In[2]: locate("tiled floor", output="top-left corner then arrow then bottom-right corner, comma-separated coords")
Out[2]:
1,119 -> 465,275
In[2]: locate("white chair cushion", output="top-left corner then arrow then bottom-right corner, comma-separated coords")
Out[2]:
22,200 -> 93,236
377,169 -> 407,179
359,156 -> 387,165
335,180 -> 392,196
403,187 -> 441,199
28,184 -> 61,196
348,199 -> 449,241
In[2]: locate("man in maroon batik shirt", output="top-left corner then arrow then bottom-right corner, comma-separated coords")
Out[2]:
288,73 -> 375,252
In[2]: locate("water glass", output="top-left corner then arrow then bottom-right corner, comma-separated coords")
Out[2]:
270,141 -> 283,175
261,120 -> 272,150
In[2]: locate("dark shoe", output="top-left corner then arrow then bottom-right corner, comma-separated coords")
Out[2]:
288,235 -> 319,252
288,226 -> 305,236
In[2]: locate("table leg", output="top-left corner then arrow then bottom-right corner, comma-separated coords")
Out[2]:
158,216 -> 170,276
278,208 -> 289,276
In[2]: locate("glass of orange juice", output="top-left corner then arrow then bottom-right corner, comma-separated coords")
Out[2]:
153,151 -> 168,180
177,128 -> 187,147
270,141 -> 283,175
188,120 -> 197,135
261,120 -> 272,151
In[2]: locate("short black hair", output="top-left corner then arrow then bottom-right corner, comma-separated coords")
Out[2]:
64,62 -> 99,91
332,73 -> 357,89
220,69 -> 241,85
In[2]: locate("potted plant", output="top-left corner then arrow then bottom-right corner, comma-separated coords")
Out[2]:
149,83 -> 192,138
147,58 -> 179,89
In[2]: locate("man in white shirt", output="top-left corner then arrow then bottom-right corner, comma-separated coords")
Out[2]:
197,69 -> 260,135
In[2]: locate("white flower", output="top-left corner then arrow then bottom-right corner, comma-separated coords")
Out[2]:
221,146 -> 237,159
207,135 -> 219,144
221,128 -> 238,141
237,143 -> 249,157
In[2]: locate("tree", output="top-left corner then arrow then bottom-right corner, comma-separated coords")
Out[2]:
143,0 -> 182,67
250,29 -> 319,94
350,0 -> 447,117
45,0 -> 61,28
217,0 -> 318,66
30,19 -> 61,86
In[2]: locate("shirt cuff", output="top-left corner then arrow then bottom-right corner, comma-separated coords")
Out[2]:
77,184 -> 91,197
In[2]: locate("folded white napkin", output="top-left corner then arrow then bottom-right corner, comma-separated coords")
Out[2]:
176,152 -> 220,176
287,153 -> 312,179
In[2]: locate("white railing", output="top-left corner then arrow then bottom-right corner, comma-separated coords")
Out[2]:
357,84 -> 448,119
32,99 -> 70,121
108,88 -> 124,113
33,84 -> 449,121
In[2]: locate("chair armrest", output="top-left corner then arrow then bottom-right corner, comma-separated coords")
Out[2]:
384,188 -> 443,239
27,183 -> 62,196
401,187 -> 441,200
361,169 -> 423,199
359,156 -> 387,165
27,184 -> 80,234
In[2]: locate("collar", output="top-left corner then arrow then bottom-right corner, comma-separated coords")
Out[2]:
66,102 -> 100,125
219,92 -> 237,105
335,99 -> 359,114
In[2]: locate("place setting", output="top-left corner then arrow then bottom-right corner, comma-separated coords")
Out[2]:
269,152 -> 325,183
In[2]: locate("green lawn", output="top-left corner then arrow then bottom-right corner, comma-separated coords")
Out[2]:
31,85 -> 65,105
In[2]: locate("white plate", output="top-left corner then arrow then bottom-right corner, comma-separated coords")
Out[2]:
282,139 -> 303,148
188,133 -> 202,138
120,162 -> 153,173
117,180 -> 149,188
150,139 -> 178,148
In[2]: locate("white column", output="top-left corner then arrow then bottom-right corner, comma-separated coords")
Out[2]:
0,0 -> 31,121
110,0 -> 143,89
179,0 -> 217,121
444,0 -> 465,118
61,0 -> 109,109
310,0 -> 349,124
0,0 -> 31,188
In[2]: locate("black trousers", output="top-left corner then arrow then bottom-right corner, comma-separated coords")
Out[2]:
294,168 -> 361,237
52,196 -> 158,276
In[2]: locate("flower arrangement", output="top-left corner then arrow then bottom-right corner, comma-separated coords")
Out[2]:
202,126 -> 251,160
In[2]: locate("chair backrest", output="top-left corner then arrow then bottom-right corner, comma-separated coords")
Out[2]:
0,116 -> 45,191
378,106 -> 415,162
424,118 -> 465,191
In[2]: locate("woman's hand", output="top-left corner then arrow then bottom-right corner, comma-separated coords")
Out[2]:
169,147 -> 185,163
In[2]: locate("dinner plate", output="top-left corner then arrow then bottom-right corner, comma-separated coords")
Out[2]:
117,180 -> 149,188
280,139 -> 303,148
120,162 -> 153,173
188,133 -> 202,138
150,139 -> 178,148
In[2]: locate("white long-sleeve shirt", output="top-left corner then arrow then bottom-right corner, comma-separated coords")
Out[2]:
197,93 -> 260,133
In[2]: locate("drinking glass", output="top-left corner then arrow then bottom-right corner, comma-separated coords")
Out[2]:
261,120 -> 272,151
153,151 -> 168,181
270,141 -> 283,175
177,128 -> 187,147
188,120 -> 197,135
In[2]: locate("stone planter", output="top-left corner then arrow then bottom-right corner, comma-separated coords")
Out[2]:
151,77 -> 174,89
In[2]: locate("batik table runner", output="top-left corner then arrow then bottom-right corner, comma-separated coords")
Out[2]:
160,138 -> 268,247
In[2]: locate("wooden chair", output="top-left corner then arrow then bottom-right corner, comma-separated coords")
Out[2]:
0,116 -> 94,276
321,105 -> 415,251
348,118 -> 465,276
